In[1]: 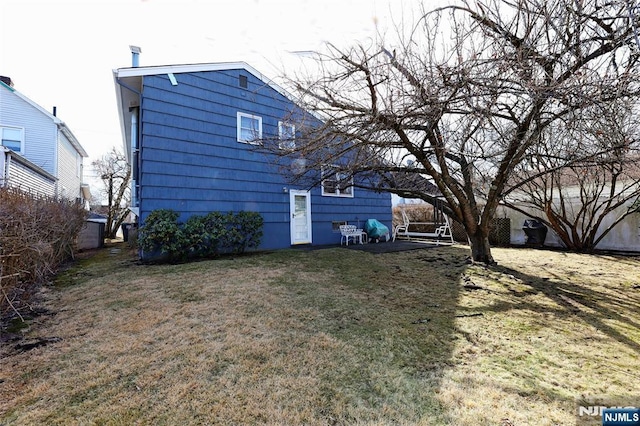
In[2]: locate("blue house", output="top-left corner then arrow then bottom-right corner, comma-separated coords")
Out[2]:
112,56 -> 391,252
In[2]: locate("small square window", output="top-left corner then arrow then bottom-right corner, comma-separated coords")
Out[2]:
278,121 -> 295,150
239,75 -> 248,88
332,221 -> 347,232
237,112 -> 262,143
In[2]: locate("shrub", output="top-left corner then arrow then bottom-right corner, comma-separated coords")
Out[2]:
137,209 -> 186,260
200,211 -> 227,256
222,211 -> 264,254
138,209 -> 264,262
392,204 -> 435,229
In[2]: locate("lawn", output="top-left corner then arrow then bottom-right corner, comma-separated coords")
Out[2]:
1,242 -> 639,425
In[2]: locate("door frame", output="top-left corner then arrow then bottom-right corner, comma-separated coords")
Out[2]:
289,189 -> 312,245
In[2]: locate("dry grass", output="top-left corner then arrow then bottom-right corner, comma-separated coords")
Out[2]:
1,243 -> 639,425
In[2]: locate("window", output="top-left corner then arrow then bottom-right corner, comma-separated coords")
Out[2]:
321,166 -> 354,197
237,112 -> 262,143
332,221 -> 347,232
278,121 -> 295,150
1,126 -> 23,153
239,75 -> 248,88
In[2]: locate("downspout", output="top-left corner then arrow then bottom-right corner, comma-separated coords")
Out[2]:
53,125 -> 59,197
4,151 -> 11,187
0,148 -> 6,187
114,77 -> 141,212
130,108 -> 139,209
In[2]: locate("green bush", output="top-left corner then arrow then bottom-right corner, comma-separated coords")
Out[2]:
138,209 -> 264,262
137,209 -> 186,260
201,211 -> 227,256
223,211 -> 264,254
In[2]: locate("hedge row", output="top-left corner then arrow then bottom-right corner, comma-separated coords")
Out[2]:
138,209 -> 263,262
0,187 -> 87,319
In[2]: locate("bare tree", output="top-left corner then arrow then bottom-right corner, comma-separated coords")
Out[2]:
504,100 -> 640,251
92,147 -> 131,239
269,0 -> 640,263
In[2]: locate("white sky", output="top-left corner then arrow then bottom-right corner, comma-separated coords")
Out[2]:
1,0 -> 429,186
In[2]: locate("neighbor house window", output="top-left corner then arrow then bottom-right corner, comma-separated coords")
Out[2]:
237,112 -> 262,143
278,121 -> 295,150
1,126 -> 23,153
321,166 -> 354,197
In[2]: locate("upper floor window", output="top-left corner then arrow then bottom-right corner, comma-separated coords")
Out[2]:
1,126 -> 23,153
321,166 -> 354,197
278,121 -> 295,150
237,112 -> 262,144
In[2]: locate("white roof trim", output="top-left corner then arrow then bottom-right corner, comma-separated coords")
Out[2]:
113,61 -> 293,99
59,124 -> 88,157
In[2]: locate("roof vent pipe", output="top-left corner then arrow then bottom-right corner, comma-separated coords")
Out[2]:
53,106 -> 57,116
130,45 -> 141,67
0,76 -> 13,87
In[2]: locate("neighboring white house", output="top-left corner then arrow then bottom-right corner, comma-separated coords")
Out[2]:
0,76 -> 90,204
0,146 -> 57,197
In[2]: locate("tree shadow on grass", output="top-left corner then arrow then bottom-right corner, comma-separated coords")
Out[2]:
444,250 -> 640,425
487,261 -> 640,354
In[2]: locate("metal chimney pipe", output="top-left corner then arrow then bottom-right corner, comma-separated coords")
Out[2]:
130,45 -> 141,67
53,106 -> 57,117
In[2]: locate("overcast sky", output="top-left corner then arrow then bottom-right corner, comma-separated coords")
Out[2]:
1,0 -> 427,186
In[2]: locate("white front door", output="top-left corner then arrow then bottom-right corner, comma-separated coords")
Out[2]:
290,190 -> 312,245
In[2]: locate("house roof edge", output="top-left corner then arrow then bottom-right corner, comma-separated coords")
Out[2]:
113,61 -> 293,99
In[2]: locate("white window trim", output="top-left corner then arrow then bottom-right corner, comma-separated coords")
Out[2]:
321,166 -> 354,198
1,126 -> 25,154
278,121 -> 295,150
237,112 -> 262,144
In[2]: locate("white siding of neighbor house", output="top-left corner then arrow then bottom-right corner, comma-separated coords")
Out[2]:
0,87 -> 57,175
57,131 -> 83,200
5,155 -> 56,197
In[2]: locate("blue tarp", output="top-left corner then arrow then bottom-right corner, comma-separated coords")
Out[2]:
364,219 -> 390,239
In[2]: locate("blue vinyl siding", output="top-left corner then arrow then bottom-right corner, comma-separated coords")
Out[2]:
137,68 -> 391,250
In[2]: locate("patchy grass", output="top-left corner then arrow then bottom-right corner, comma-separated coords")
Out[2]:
1,243 -> 639,425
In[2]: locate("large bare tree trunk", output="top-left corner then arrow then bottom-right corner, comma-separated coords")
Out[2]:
466,227 -> 494,264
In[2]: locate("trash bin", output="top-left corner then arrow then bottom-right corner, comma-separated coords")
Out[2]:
522,219 -> 547,246
121,223 -> 132,242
